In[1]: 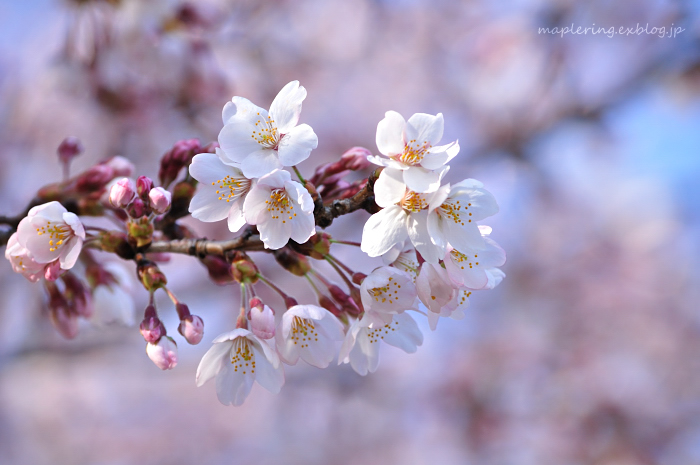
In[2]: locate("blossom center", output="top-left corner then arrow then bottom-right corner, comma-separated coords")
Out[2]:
369,276 -> 402,304
251,113 -> 280,149
365,320 -> 399,343
36,221 -> 72,252
396,139 -> 431,166
400,191 -> 429,212
450,250 -> 480,270
265,188 -> 296,223
230,337 -> 256,375
211,175 -> 251,203
438,200 -> 473,225
290,316 -> 318,348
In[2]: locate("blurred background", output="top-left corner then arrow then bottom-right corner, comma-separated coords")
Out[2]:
1,0 -> 700,464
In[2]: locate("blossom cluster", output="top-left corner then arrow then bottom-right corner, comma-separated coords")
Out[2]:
2,81 -> 505,406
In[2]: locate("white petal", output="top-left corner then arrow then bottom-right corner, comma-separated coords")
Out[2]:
444,219 -> 485,253
59,237 -> 82,270
222,97 -> 267,125
408,210 -> 443,264
277,124 -> 317,166
382,312 -> 423,353
257,168 -> 291,187
227,202 -> 247,233
242,185 -> 272,225
376,111 -> 406,156
258,219 -> 292,249
269,81 -> 306,133
216,365 -> 254,406
240,149 -> 283,179
360,205 -> 408,257
289,210 -> 315,244
196,342 -> 231,387
485,268 -> 506,289
406,113 -> 443,147
374,168 -> 406,207
189,153 -> 242,184
284,180 -> 314,213
189,187 -> 234,223
252,346 -> 284,394
63,212 -> 85,239
218,120 -> 264,165
403,165 -> 449,194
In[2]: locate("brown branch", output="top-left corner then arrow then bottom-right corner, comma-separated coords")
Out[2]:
314,169 -> 381,228
146,235 -> 266,257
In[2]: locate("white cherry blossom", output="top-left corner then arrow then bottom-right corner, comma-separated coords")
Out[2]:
196,329 -> 284,406
426,179 -> 500,254
368,111 -> 459,193
16,201 -> 85,270
360,266 -> 418,325
218,81 -> 318,178
338,312 -> 423,376
416,262 -> 470,330
188,150 -> 253,232
4,233 -> 45,282
444,237 -> 507,290
275,304 -> 344,368
243,169 -> 315,249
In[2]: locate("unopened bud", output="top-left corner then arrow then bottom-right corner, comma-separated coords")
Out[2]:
50,305 -> 80,339
128,216 -> 154,248
57,137 -> 84,164
62,272 -> 92,318
109,178 -> 136,208
104,156 -> 135,177
44,260 -> 64,282
138,262 -> 167,290
148,187 -> 172,214
340,146 -> 372,170
231,258 -> 259,283
318,295 -> 342,317
273,248 -> 311,276
146,336 -> 178,370
136,176 -> 154,199
158,138 -> 201,187
200,255 -> 234,285
178,315 -> 204,345
284,296 -> 299,309
140,313 -> 164,343
75,165 -> 115,193
98,231 -> 133,259
126,198 -> 147,218
249,303 -> 275,340
352,272 -> 367,285
170,180 -> 196,216
328,284 -> 350,304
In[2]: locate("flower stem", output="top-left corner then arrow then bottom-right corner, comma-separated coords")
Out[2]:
304,273 -> 322,296
292,165 -> 306,184
324,255 -> 354,289
256,273 -> 289,300
329,239 -> 361,247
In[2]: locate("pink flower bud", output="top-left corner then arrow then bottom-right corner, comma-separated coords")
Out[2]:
146,336 -> 178,370
178,315 -> 204,345
126,198 -> 147,218
50,305 -> 80,339
75,165 -> 115,193
340,146 -> 372,170
148,187 -> 171,214
104,156 -> 134,177
109,178 -> 136,208
140,305 -> 164,343
136,176 -> 154,199
44,260 -> 64,282
249,303 -> 275,340
57,137 -> 83,164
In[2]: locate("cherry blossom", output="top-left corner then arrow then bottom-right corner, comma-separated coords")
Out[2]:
188,150 -> 253,232
16,201 -> 85,270
242,169 -> 315,249
4,233 -> 45,282
416,262 -> 470,330
368,111 -> 460,193
339,312 -> 423,376
444,237 -> 507,290
196,329 -> 284,406
275,304 -> 344,368
218,81 -> 318,178
146,336 -> 178,370
359,266 -> 418,324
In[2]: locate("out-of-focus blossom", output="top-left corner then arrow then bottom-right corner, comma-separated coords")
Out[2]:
218,81 -> 318,178
16,202 -> 85,270
339,312 -> 423,376
57,136 -> 84,165
188,151 -> 252,232
243,169 -> 315,249
103,156 -> 135,177
90,261 -> 136,327
146,336 -> 178,370
340,146 -> 372,171
369,111 -> 459,193
275,304 -> 344,368
196,329 -> 284,406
